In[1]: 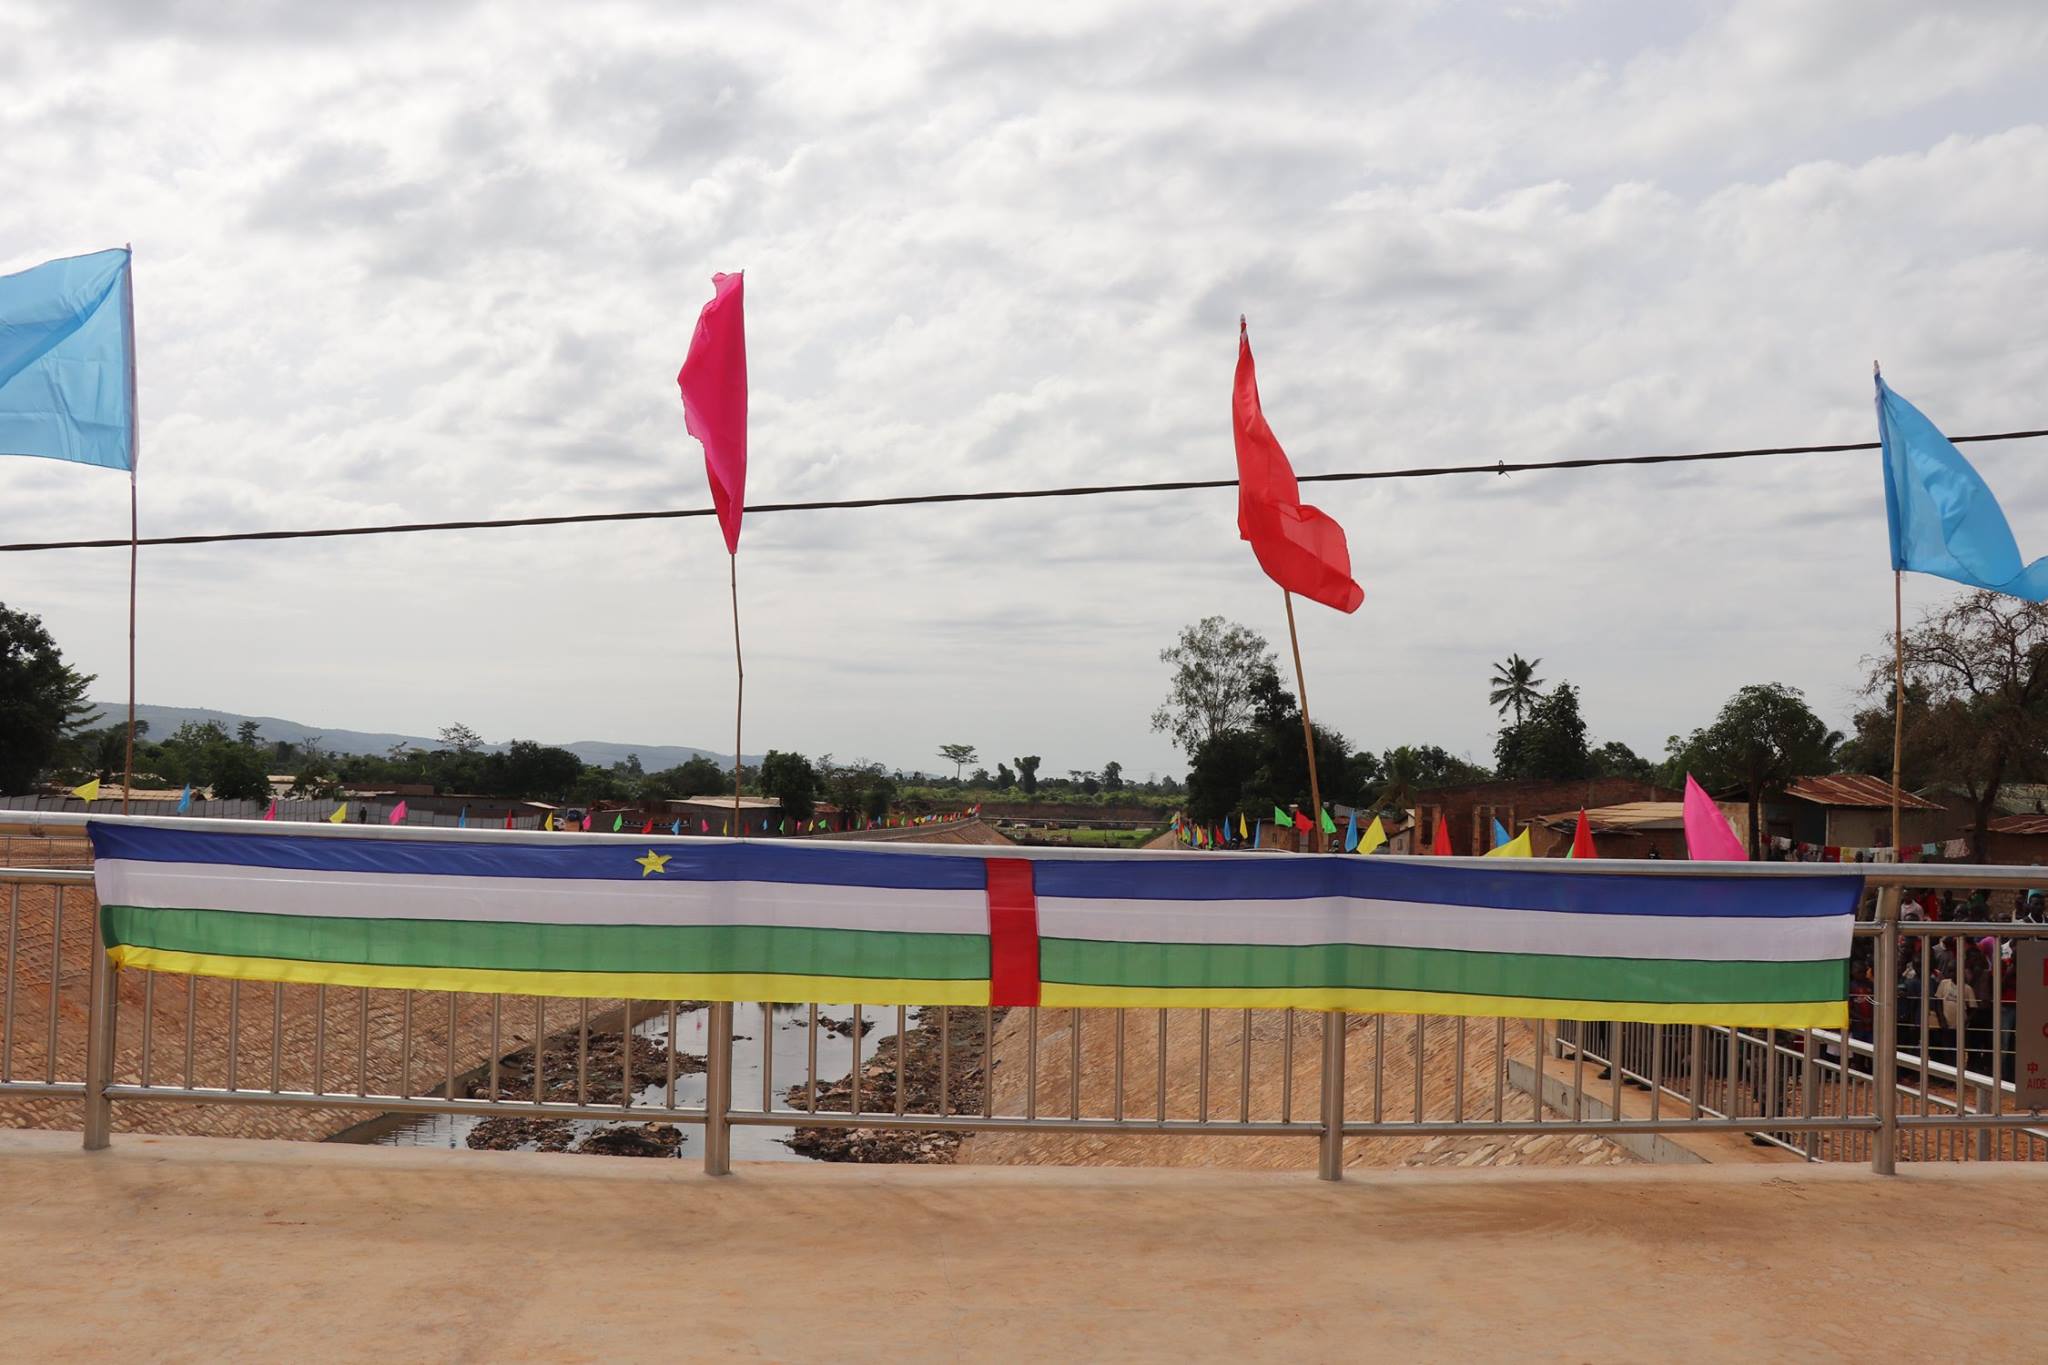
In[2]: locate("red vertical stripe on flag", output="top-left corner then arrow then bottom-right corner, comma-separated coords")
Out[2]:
984,858 -> 1040,1007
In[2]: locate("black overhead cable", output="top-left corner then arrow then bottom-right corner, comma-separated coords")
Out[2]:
2,427 -> 2046,554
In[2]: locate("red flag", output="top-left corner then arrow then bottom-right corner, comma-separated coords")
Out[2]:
1291,808 -> 1312,834
262,801 -> 277,821
1571,809 -> 1596,859
676,272 -> 748,555
1430,815 -> 1452,856
641,818 -> 654,834
1232,321 -> 1363,613
503,813 -> 514,829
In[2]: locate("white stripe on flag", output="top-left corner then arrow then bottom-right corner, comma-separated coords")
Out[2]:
1035,895 -> 1850,963
93,860 -> 985,936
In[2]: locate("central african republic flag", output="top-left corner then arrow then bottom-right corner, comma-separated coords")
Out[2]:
89,820 -> 1856,1027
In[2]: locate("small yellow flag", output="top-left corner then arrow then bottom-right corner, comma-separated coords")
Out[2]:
1359,816 -> 1388,855
1483,828 -> 1532,858
543,811 -> 556,831
71,778 -> 101,803
1238,812 -> 1248,840
329,803 -> 348,824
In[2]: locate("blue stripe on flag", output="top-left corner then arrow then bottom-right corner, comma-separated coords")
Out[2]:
87,823 -> 988,891
1027,855 -> 1860,919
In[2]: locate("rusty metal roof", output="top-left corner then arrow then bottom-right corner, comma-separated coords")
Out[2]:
1536,801 -> 1687,833
1782,774 -> 1940,811
1989,814 -> 2048,836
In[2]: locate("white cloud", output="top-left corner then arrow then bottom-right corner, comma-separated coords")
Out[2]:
2,0 -> 2046,780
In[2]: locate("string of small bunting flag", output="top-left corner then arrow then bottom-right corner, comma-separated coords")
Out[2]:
1171,808 -> 1537,858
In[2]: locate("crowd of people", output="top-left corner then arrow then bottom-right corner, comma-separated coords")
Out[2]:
1843,886 -> 2034,1081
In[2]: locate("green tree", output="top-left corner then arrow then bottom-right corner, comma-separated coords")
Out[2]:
439,722 -> 484,754
1015,755 -> 1041,796
0,603 -> 98,793
1488,654 -> 1546,726
993,761 -> 1016,790
1100,760 -> 1124,791
1151,617 -> 1278,759
235,719 -> 262,748
210,745 -> 275,803
936,744 -> 978,781
1866,591 -> 2048,857
1494,681 -> 1593,780
492,740 -> 584,801
1669,683 -> 1840,858
1589,739 -> 1653,781
758,749 -> 818,820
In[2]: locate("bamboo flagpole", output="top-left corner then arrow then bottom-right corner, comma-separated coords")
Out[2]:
1892,568 -> 1904,855
730,552 -> 743,835
123,244 -> 140,815
1282,590 -> 1324,853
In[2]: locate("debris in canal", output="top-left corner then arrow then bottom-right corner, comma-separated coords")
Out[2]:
782,1006 -> 1000,1163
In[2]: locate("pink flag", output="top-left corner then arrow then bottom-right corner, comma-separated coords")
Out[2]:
676,272 -> 748,555
1682,774 -> 1746,861
263,801 -> 277,821
388,801 -> 408,825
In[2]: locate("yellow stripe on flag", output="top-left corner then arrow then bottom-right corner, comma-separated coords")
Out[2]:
105,946 -> 992,1007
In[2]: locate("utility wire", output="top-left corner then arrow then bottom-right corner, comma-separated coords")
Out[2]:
3,427 -> 2045,554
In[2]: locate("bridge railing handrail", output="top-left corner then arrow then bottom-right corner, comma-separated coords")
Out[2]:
8,816 -> 2048,1178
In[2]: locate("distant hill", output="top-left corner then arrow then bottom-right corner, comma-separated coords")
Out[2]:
98,702 -> 760,771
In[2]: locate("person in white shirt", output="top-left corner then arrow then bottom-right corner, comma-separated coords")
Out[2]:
1936,973 -> 1976,1066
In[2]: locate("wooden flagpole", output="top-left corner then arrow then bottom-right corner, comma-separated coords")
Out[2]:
1892,568 -> 1904,855
730,551 -> 744,838
1282,589 -> 1324,853
1879,361 -> 1905,857
121,243 -> 140,815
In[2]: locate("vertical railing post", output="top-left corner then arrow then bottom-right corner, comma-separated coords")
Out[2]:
83,902 -> 116,1151
1317,1009 -> 1346,1181
1872,884 -> 1900,1176
703,1000 -> 733,1176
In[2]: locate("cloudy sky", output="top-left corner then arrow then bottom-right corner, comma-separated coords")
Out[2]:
3,0 -> 2046,781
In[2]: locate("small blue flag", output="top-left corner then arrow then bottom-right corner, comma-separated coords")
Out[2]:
176,784 -> 191,814
671,818 -> 681,835
458,806 -> 468,829
1491,818 -> 1511,849
1252,820 -> 1261,850
1343,809 -> 1359,852
1879,372 -> 2048,600
0,249 -> 135,471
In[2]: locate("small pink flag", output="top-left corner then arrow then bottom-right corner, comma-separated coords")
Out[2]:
1682,774 -> 1746,861
388,801 -> 408,825
676,272 -> 748,555
263,801 -> 276,821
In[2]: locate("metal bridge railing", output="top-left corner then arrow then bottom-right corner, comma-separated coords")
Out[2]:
7,835 -> 2048,1179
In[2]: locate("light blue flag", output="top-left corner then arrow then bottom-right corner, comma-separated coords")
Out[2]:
1878,373 -> 2048,600
1491,818 -> 1510,849
1252,820 -> 1262,849
176,784 -> 191,813
0,249 -> 135,472
458,806 -> 468,829
671,818 -> 682,835
1343,809 -> 1359,852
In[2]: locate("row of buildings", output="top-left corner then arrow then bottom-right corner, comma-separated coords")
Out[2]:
1345,773 -> 2048,862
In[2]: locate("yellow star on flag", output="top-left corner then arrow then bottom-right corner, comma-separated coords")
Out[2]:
635,850 -> 672,878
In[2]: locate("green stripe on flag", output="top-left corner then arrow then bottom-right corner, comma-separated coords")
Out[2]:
1037,938 -> 1843,1005
102,906 -> 989,981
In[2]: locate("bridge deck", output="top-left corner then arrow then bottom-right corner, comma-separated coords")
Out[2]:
0,1128 -> 2035,1362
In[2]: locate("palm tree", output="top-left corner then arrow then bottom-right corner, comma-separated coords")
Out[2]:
1488,654 -> 1546,725
1372,746 -> 1422,814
